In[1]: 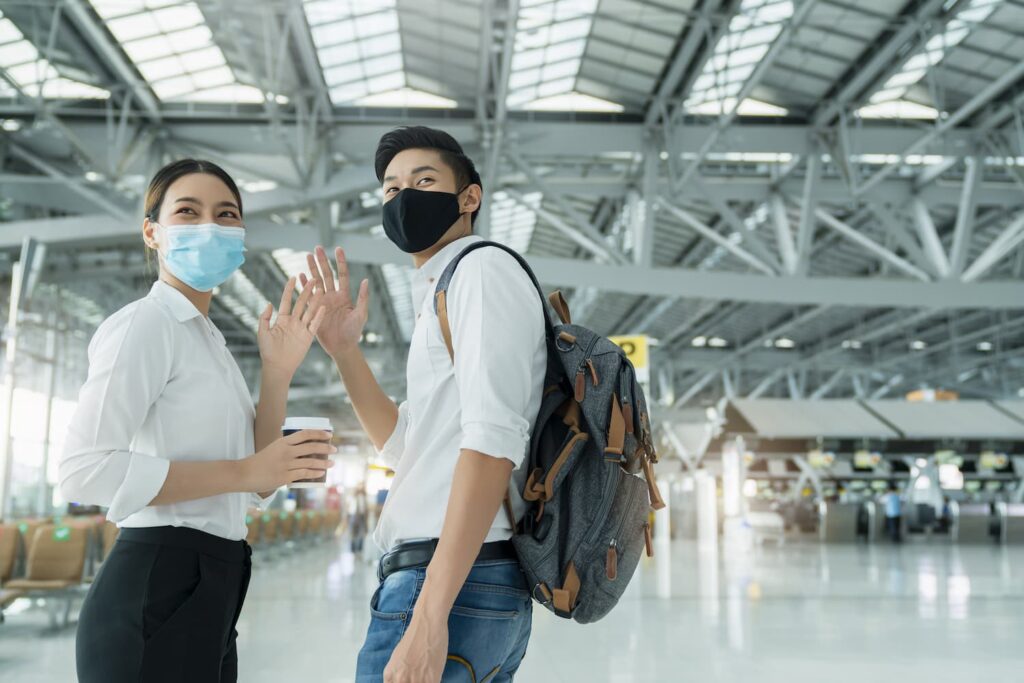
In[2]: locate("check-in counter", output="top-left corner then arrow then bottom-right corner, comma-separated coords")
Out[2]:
953,503 -> 1000,543
1004,503 -> 1024,543
819,501 -> 865,543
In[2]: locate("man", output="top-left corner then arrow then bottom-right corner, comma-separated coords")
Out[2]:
301,126 -> 546,682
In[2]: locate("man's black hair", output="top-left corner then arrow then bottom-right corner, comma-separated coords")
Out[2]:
375,126 -> 482,224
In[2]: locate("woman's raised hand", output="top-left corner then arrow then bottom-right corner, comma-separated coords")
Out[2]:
257,276 -> 326,376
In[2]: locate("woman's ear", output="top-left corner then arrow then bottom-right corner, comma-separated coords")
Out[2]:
142,217 -> 159,250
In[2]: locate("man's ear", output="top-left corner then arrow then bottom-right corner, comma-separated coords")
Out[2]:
462,184 -> 482,215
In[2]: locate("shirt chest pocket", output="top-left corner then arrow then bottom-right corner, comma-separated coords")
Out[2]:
407,311 -> 453,405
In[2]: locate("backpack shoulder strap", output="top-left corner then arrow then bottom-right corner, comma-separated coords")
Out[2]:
432,240 -> 556,361
431,240 -> 553,531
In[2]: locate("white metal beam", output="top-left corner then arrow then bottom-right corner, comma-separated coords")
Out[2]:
949,155 -> 982,276
962,213 -> 1024,282
673,0 -> 821,191
10,215 -> 1024,309
64,0 -> 162,122
910,199 -> 951,278
813,207 -> 932,282
505,151 -> 626,264
503,187 -> 619,264
770,194 -> 798,274
657,197 -> 775,275
794,150 -> 820,276
857,60 -> 1024,195
811,0 -> 961,128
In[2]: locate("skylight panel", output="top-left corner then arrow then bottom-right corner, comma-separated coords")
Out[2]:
380,263 -> 414,342
220,269 -> 271,331
857,0 -> 1000,120
355,87 -> 457,108
271,249 -> 311,280
688,97 -> 787,116
684,0 -> 793,116
0,11 -> 109,99
92,0 -> 265,103
489,191 -> 541,253
507,0 -> 603,110
523,91 -> 623,112
305,0 -> 442,108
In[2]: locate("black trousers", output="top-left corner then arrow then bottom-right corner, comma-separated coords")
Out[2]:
76,526 -> 252,683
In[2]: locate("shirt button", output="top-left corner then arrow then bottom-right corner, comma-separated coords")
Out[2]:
428,277 -> 435,283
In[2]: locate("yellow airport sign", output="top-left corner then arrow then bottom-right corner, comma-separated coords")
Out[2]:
609,335 -> 650,383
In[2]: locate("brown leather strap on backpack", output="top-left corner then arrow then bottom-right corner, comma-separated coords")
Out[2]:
551,561 -> 580,616
436,290 -> 455,359
605,394 -> 626,456
548,290 -> 572,325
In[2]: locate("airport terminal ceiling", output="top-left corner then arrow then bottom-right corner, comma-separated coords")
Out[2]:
2,0 -> 1024,433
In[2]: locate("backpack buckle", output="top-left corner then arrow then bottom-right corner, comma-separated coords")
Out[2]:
532,583 -> 553,606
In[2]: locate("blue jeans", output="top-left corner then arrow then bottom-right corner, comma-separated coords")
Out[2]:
356,559 -> 533,682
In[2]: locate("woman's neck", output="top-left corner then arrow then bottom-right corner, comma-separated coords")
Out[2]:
159,272 -> 212,317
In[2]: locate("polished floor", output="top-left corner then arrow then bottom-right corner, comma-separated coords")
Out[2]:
1,534 -> 1022,682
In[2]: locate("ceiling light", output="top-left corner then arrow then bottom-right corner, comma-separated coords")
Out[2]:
774,338 -> 795,349
1,119 -> 22,132
910,340 -> 927,350
842,339 -> 862,349
84,171 -> 103,182
976,341 -> 993,352
708,337 -> 728,348
691,336 -> 707,348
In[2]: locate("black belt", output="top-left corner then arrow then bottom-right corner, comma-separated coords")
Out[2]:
378,539 -> 517,582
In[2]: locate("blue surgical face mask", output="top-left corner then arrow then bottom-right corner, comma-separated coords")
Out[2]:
157,223 -> 246,292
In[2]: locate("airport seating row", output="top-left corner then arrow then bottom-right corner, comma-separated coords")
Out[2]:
0,508 -> 344,627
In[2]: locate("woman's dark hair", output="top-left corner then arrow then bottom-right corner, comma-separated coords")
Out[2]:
374,126 -> 482,224
144,158 -> 243,222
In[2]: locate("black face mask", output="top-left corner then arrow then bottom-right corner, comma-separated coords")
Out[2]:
382,187 -> 466,254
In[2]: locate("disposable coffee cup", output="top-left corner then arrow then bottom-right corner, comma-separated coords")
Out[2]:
283,417 -> 334,488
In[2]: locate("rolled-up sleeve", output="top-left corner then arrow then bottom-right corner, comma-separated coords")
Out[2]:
448,250 -> 544,467
60,303 -> 173,522
375,400 -> 410,469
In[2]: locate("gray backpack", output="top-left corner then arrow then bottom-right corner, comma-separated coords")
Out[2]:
434,241 -> 665,624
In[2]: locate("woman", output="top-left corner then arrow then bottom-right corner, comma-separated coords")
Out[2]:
61,159 -> 330,682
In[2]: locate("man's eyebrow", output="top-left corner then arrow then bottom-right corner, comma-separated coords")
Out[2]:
382,165 -> 441,183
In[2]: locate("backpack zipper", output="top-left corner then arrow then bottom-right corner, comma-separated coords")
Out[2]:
601,477 -> 641,581
574,335 -> 601,402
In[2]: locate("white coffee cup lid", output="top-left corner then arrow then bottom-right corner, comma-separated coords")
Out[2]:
283,417 -> 333,431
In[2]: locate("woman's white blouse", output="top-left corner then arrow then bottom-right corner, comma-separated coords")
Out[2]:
60,280 -> 265,541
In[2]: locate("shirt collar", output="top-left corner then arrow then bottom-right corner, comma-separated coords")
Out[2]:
149,280 -> 203,323
412,234 -> 484,287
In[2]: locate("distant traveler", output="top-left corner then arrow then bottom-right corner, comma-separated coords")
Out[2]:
883,483 -> 902,543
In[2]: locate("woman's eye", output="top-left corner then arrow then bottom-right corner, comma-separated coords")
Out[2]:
176,207 -> 195,214
219,211 -> 239,219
